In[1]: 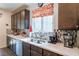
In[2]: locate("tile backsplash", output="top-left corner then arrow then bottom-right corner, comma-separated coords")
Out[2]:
58,30 -> 77,47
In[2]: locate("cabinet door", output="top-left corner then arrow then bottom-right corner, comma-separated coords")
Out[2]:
43,49 -> 62,56
31,45 -> 42,54
24,10 -> 30,29
11,15 -> 16,31
22,42 -> 30,56
11,9 -> 30,30
16,12 -> 21,29
21,10 -> 30,29
31,45 -> 42,56
7,36 -> 11,49
76,4 -> 79,29
31,50 -> 42,56
58,3 -> 77,29
21,10 -> 25,29
7,36 -> 13,50
10,38 -> 13,50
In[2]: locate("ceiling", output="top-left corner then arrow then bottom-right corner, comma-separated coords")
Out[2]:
0,3 -> 24,11
0,3 -> 38,12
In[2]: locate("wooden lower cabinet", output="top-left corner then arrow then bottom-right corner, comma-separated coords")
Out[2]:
22,42 -> 31,56
31,45 -> 42,56
7,36 -> 15,51
58,3 -> 77,29
31,50 -> 42,56
7,37 -> 62,56
23,48 -> 30,56
43,49 -> 62,56
31,45 -> 42,54
7,36 -> 12,49
7,36 -> 16,55
12,39 -> 16,53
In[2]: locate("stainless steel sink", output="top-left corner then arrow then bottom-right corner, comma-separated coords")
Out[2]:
30,38 -> 48,44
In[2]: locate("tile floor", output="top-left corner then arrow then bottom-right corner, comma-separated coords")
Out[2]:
0,48 -> 15,56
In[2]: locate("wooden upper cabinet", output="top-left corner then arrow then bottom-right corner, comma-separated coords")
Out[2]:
16,12 -> 21,29
25,10 -> 30,29
21,10 -> 30,29
11,15 -> 17,31
58,3 -> 77,29
11,9 -> 30,30
11,15 -> 14,30
21,10 -> 25,29
76,4 -> 79,29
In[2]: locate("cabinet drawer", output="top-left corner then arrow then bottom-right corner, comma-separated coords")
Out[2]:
31,45 -> 42,54
31,50 -> 42,56
43,49 -> 62,56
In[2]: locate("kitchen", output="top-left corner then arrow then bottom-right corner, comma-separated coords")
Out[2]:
0,3 -> 79,56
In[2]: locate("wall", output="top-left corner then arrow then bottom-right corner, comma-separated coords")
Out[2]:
0,9 -> 11,48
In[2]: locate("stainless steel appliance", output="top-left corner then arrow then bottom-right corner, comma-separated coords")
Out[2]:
16,39 -> 22,56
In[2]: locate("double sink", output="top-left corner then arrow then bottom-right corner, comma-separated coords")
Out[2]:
30,38 -> 48,44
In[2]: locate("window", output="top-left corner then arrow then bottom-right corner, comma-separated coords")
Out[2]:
43,16 -> 54,32
32,17 -> 42,32
32,16 -> 54,33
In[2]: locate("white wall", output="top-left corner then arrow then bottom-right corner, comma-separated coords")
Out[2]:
0,9 -> 11,48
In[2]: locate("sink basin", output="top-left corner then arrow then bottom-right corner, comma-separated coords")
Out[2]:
30,39 -> 48,44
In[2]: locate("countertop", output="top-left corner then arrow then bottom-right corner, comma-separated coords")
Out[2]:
7,34 -> 79,56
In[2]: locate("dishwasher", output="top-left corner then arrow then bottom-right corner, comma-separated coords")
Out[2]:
16,39 -> 22,56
